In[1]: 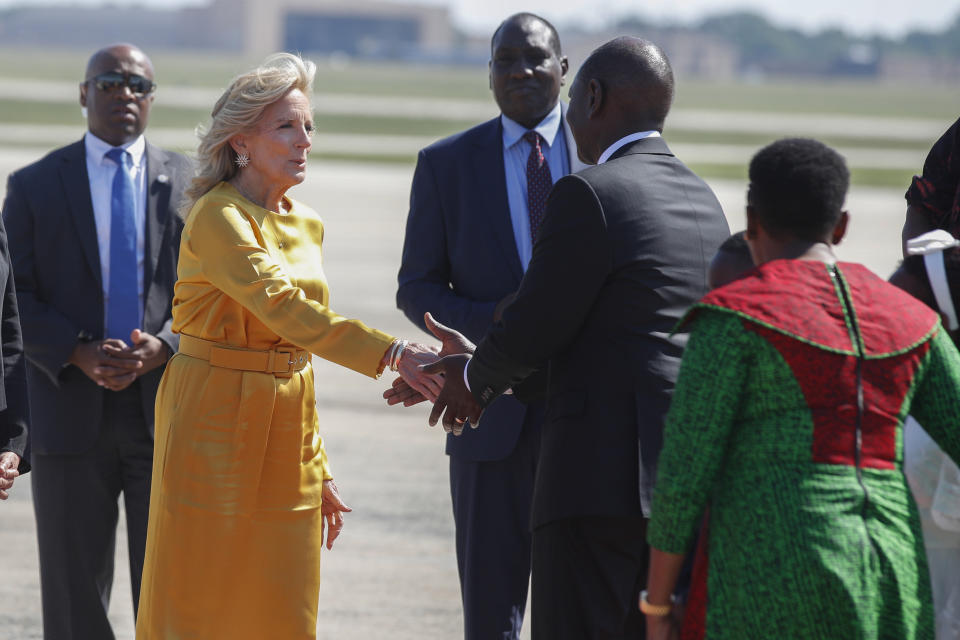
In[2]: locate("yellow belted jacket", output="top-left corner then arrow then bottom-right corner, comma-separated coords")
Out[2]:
136,182 -> 394,639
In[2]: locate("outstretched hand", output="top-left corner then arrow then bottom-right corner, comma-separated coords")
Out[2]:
395,341 -> 443,402
384,312 -> 476,407
424,312 -> 476,357
384,375 -> 426,407
421,354 -> 484,435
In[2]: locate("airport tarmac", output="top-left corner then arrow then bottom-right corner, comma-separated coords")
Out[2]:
0,152 -> 909,639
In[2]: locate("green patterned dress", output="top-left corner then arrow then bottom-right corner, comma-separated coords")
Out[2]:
648,259 -> 960,639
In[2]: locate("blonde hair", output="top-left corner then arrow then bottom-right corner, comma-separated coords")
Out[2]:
181,52 -> 316,218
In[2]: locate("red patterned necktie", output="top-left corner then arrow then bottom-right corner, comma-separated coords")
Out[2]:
524,131 -> 553,243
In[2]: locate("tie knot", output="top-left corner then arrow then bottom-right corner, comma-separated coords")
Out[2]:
523,131 -> 542,147
105,147 -> 131,168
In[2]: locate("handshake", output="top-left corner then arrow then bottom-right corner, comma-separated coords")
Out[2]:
383,312 -> 485,435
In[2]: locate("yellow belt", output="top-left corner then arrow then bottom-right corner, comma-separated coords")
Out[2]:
177,334 -> 309,378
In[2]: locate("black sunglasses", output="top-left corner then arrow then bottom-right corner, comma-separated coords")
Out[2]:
87,72 -> 156,97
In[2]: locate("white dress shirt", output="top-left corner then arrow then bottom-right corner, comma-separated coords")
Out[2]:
501,102 -> 569,270
84,132 -> 147,337
463,104 -> 572,393
597,130 -> 661,164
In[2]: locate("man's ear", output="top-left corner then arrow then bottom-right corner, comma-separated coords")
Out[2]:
559,56 -> 569,85
831,210 -> 850,245
587,78 -> 603,118
744,205 -> 764,265
745,204 -> 758,240
488,60 -> 493,91
79,82 -> 88,108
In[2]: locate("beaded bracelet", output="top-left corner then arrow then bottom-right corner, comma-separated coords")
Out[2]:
639,590 -> 674,617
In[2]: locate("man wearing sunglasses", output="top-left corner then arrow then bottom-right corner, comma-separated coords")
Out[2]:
2,43 -> 191,638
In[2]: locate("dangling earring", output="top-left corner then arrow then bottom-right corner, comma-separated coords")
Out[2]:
235,152 -> 249,168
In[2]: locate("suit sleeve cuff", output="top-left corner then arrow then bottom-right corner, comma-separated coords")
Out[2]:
464,359 -> 513,396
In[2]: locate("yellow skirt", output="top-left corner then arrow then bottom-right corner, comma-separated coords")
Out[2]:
136,353 -> 328,639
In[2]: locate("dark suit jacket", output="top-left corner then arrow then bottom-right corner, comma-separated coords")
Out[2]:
468,136 -> 730,527
2,138 -> 191,455
0,215 -> 29,473
397,107 -> 585,461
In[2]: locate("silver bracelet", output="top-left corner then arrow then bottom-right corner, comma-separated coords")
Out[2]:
385,339 -> 401,372
390,339 -> 408,372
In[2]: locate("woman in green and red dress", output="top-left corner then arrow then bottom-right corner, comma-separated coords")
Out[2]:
643,138 -> 960,640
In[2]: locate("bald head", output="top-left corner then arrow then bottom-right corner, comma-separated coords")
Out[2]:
85,43 -> 154,81
80,43 -> 155,146
564,37 -> 674,164
579,37 -> 673,129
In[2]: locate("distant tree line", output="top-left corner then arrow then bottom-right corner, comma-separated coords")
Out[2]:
606,10 -> 960,77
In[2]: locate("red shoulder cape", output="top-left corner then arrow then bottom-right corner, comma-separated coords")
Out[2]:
688,260 -> 938,356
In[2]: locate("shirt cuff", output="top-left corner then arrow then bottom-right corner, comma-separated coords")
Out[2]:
463,358 -> 512,396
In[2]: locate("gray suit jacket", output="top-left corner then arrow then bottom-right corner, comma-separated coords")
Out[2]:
2,138 -> 191,454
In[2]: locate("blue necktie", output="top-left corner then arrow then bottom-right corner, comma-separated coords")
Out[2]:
105,148 -> 139,343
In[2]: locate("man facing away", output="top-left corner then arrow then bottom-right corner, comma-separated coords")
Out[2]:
418,37 -> 730,639
2,43 -> 192,638
396,12 -> 586,639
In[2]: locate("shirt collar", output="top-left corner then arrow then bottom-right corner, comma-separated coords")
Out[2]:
85,131 -> 147,169
597,130 -> 661,164
501,102 -> 563,150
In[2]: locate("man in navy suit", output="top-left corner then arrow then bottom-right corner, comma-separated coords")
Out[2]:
0,214 -> 29,501
3,43 -> 191,638
396,13 -> 585,639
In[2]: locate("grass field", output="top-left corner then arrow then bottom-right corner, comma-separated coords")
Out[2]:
0,47 -> 957,188
3,48 -> 952,116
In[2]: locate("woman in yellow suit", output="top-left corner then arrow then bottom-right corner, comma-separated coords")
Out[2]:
136,54 -> 441,638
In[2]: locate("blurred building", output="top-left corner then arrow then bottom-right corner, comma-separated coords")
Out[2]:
0,5 -> 184,49
0,0 -> 454,59
878,53 -> 960,84
187,0 -> 454,58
